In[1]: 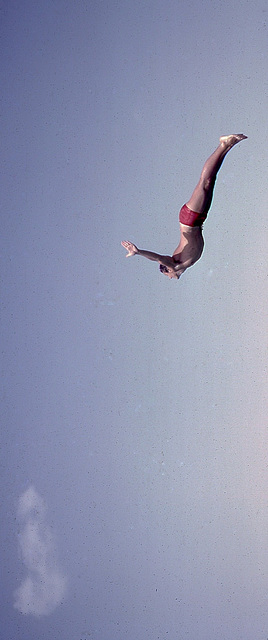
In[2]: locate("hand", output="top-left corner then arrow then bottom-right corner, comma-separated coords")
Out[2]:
121,241 -> 139,257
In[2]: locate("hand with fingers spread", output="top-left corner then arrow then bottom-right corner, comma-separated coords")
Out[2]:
121,241 -> 139,257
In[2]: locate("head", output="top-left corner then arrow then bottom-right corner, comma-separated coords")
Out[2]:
159,264 -> 180,280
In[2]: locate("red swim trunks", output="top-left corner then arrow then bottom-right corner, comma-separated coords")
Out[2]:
179,203 -> 208,227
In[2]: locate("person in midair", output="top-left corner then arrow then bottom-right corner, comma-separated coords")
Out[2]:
121,134 -> 247,280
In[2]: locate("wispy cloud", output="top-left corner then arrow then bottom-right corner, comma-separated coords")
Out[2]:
14,486 -> 67,616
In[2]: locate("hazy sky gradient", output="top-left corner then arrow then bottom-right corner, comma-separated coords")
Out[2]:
1,1 -> 268,638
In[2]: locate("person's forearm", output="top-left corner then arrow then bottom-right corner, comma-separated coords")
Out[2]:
137,249 -> 173,267
173,258 -> 193,274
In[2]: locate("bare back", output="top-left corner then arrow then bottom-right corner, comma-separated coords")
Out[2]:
172,223 -> 204,267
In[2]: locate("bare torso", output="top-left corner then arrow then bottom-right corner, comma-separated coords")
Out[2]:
172,223 -> 204,267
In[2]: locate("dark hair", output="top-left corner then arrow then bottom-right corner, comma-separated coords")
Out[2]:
159,264 -> 168,274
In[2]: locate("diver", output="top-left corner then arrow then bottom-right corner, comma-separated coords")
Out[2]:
121,134 -> 247,280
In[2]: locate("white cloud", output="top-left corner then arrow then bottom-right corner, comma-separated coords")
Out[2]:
14,486 -> 67,616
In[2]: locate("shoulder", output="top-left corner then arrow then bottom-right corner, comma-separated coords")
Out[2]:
172,252 -> 182,264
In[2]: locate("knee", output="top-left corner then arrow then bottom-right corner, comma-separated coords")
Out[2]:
200,175 -> 215,192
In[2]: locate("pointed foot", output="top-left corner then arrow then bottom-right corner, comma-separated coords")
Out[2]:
220,134 -> 247,147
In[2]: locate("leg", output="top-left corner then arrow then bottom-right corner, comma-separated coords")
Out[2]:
186,134 -> 247,214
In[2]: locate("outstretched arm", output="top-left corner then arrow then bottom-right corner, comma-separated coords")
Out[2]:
121,241 -> 174,269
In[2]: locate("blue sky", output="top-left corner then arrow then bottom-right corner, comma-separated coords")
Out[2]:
1,1 -> 268,639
